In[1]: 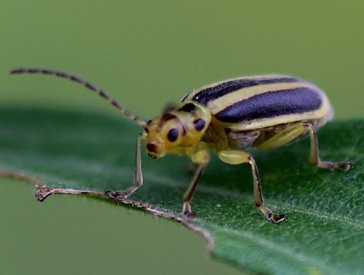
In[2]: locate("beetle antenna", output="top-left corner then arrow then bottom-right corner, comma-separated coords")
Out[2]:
10,68 -> 148,128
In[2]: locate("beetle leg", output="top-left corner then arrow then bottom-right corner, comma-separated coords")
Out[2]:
218,150 -> 286,224
256,121 -> 354,170
305,122 -> 354,171
183,150 -> 210,218
254,122 -> 309,149
258,121 -> 355,170
106,134 -> 144,199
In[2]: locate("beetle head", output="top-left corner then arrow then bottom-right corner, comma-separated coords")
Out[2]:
144,101 -> 211,159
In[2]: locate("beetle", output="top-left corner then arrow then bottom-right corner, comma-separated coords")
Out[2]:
10,68 -> 354,223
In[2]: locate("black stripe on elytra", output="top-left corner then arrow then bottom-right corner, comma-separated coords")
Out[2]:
179,102 -> 196,113
184,76 -> 301,105
215,87 -> 322,123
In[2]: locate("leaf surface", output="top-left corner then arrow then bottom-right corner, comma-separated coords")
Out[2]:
0,107 -> 363,274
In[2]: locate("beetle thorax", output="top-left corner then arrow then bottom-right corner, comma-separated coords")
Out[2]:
145,101 -> 211,159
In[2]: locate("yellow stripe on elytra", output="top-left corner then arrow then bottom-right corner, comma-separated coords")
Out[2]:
206,81 -> 315,114
225,107 -> 333,131
187,75 -> 287,100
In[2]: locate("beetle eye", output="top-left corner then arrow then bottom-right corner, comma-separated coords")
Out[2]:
167,128 -> 179,142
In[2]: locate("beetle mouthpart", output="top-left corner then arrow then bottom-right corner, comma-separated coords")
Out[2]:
147,152 -> 158,159
146,142 -> 165,159
146,142 -> 157,153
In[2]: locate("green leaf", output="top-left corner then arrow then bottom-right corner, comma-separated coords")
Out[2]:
1,107 -> 363,274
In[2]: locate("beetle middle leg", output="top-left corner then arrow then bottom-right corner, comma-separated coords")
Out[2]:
183,150 -> 210,218
218,150 -> 287,224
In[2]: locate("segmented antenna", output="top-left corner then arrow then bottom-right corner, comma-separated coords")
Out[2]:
10,68 -> 148,127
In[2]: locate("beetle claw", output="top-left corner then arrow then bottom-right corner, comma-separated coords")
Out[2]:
335,161 -> 355,171
183,211 -> 197,219
105,190 -> 127,200
182,202 -> 197,219
271,213 -> 287,224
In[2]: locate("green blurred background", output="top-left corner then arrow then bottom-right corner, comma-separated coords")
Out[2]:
0,1 -> 363,274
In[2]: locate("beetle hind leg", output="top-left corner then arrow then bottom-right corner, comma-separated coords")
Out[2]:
255,121 -> 354,171
218,150 -> 287,224
305,122 -> 355,171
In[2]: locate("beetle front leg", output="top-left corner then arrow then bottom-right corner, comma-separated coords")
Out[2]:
306,122 -> 354,171
218,150 -> 286,224
182,150 -> 210,218
106,134 -> 144,199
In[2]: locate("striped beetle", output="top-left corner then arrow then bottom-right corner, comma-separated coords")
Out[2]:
10,68 -> 354,223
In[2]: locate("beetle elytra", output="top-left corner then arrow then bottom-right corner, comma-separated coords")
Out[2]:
10,68 -> 354,223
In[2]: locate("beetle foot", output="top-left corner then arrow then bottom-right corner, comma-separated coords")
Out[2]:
105,190 -> 127,200
270,213 -> 287,224
184,211 -> 197,219
260,206 -> 287,224
183,202 -> 197,219
316,160 -> 355,171
334,161 -> 355,171
105,185 -> 139,200
36,185 -> 55,202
